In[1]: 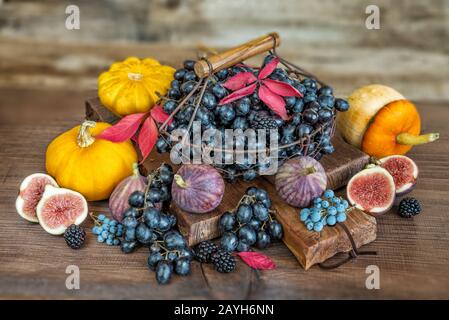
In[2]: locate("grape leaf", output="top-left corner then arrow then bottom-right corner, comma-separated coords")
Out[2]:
150,105 -> 173,125
222,72 -> 257,91
236,251 -> 276,270
263,79 -> 303,97
258,57 -> 280,79
219,83 -> 257,105
137,117 -> 158,162
96,112 -> 146,142
258,84 -> 289,120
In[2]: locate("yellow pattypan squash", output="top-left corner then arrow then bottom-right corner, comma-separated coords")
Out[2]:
98,56 -> 175,117
46,121 -> 137,201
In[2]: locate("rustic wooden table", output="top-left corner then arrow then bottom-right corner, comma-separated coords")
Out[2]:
0,87 -> 448,299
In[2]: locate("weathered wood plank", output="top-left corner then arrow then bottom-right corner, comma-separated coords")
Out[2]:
256,178 -> 376,270
85,96 -> 119,124
1,1 -> 448,101
1,36 -> 448,102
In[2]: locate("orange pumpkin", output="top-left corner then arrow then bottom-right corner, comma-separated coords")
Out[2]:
362,100 -> 439,158
338,85 -> 439,158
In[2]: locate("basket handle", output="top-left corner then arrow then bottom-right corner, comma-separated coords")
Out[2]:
194,32 -> 281,78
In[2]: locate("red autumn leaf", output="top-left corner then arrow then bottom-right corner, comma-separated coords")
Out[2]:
137,117 -> 158,162
236,251 -> 276,270
263,79 -> 303,97
222,72 -> 257,91
219,83 -> 257,105
150,105 -> 173,125
258,84 -> 289,120
258,57 -> 280,79
131,132 -> 139,143
96,112 -> 146,142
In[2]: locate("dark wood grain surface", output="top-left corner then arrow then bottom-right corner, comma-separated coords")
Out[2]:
0,87 -> 448,299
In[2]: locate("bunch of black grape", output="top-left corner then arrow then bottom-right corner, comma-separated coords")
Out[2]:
156,56 -> 350,182
218,186 -> 283,252
120,163 -> 193,284
121,164 -> 174,241
148,228 -> 194,284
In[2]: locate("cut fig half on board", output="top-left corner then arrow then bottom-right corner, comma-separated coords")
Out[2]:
347,167 -> 395,216
36,185 -> 88,235
379,155 -> 418,196
16,173 -> 59,222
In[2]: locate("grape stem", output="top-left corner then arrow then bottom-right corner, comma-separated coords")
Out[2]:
89,211 -> 102,226
181,76 -> 211,146
153,229 -> 163,236
158,243 -> 170,253
159,78 -> 204,132
143,163 -> 167,209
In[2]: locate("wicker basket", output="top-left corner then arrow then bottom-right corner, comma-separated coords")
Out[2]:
156,33 -> 339,180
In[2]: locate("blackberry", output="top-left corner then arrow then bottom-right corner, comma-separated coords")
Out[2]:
398,197 -> 421,218
194,241 -> 218,263
211,249 -> 236,273
64,224 -> 86,249
250,114 -> 279,130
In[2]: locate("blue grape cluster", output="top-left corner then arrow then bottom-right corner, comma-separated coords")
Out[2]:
299,189 -> 350,232
91,214 -> 123,246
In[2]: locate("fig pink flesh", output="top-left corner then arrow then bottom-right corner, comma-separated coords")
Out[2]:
40,194 -> 85,228
20,176 -> 56,218
381,157 -> 415,190
348,172 -> 394,211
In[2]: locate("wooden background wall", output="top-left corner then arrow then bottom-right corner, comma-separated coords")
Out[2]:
0,0 -> 448,101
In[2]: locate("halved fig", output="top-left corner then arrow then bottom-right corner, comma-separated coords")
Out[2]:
36,185 -> 88,235
379,155 -> 418,196
347,167 -> 395,216
16,173 -> 58,222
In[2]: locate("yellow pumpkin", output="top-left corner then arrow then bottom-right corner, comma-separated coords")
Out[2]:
98,57 -> 175,117
46,121 -> 138,201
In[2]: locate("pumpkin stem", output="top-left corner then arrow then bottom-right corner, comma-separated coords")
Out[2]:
128,72 -> 143,81
77,120 -> 96,148
174,174 -> 188,188
396,132 -> 440,146
132,163 -> 140,177
304,166 -> 316,175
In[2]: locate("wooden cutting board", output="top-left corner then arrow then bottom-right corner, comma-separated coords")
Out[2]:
86,97 -> 376,270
